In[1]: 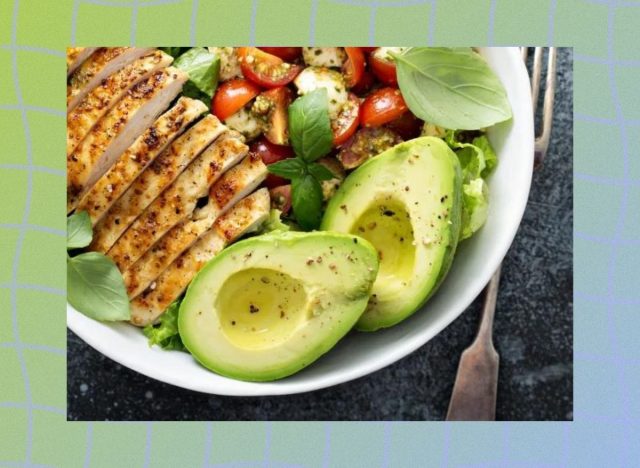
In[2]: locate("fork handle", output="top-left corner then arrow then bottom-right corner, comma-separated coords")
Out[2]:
445,267 -> 501,421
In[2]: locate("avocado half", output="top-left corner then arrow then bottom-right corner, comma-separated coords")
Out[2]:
321,137 -> 463,331
179,231 -> 379,381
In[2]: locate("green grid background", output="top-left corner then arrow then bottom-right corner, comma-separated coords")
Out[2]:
0,0 -> 638,466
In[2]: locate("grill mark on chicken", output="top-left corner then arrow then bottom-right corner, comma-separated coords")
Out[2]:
67,47 -> 154,111
67,47 -> 99,76
76,98 -> 206,225
107,135 -> 247,271
129,189 -> 270,326
122,151 -> 267,298
67,68 -> 186,213
89,115 -> 226,253
67,51 -> 172,157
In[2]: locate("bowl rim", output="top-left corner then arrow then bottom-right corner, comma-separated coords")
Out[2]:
67,46 -> 534,396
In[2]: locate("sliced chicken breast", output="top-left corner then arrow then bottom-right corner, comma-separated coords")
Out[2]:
108,134 -> 249,271
90,114 -> 226,254
67,47 -> 99,76
67,47 -> 154,111
67,68 -> 188,213
123,151 -> 267,297
76,97 -> 207,225
129,188 -> 271,326
67,50 -> 173,157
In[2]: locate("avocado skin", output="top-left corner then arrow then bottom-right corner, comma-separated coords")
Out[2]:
179,231 -> 379,381
322,137 -> 463,331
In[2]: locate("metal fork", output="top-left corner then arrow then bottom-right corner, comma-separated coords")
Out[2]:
445,47 -> 557,421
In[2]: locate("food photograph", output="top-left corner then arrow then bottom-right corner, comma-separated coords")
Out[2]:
66,46 -> 572,421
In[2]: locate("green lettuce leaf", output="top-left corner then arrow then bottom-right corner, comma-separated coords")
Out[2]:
259,209 -> 292,234
443,131 -> 497,240
460,178 -> 490,241
143,300 -> 185,351
173,47 -> 220,101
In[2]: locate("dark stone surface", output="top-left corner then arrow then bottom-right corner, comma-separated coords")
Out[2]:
67,48 -> 573,421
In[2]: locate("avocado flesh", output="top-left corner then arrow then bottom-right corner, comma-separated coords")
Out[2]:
321,137 -> 462,331
179,231 -> 379,381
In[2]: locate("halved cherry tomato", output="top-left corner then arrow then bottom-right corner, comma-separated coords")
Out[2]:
332,93 -> 360,146
253,87 -> 293,146
350,70 -> 375,95
237,47 -> 302,88
342,47 -> 365,88
258,47 -> 302,62
370,48 -> 398,86
385,111 -> 422,140
360,47 -> 377,53
212,78 -> 261,121
269,184 -> 292,215
250,137 -> 294,188
360,87 -> 408,127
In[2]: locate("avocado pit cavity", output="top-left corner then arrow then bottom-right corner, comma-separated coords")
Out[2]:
351,199 -> 415,285
217,268 -> 306,350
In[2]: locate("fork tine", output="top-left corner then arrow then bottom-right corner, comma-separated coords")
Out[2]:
521,46 -> 529,62
534,47 -> 557,168
531,47 -> 543,107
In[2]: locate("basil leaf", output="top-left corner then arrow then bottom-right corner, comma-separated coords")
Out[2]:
143,299 -> 185,351
67,211 -> 92,249
174,47 -> 220,98
395,47 -> 512,130
291,174 -> 323,230
307,162 -> 335,181
267,158 -> 307,180
67,252 -> 130,321
288,89 -> 333,162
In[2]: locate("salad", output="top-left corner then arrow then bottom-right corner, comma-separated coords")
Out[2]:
66,46 -> 510,381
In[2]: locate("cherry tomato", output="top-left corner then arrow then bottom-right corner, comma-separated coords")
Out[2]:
258,47 -> 302,62
385,111 -> 422,140
212,78 -> 261,121
360,87 -> 408,127
332,93 -> 360,146
254,87 -> 293,146
237,47 -> 302,88
269,184 -> 292,215
360,47 -> 377,53
350,70 -> 375,95
342,47 -> 365,88
370,48 -> 398,86
250,137 -> 294,188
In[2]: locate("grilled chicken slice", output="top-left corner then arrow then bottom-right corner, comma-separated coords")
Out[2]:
76,97 -> 207,225
123,151 -> 268,297
67,68 -> 188,213
67,47 -> 154,111
108,134 -> 249,271
67,50 -> 173,157
67,47 -> 99,76
90,114 -> 226,253
129,188 -> 271,326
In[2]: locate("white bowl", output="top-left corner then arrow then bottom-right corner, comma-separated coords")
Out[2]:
68,47 -> 533,396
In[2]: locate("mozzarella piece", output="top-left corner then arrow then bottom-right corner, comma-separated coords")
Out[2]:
302,47 -> 346,68
224,107 -> 262,140
372,47 -> 407,61
294,66 -> 348,119
208,47 -> 242,81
